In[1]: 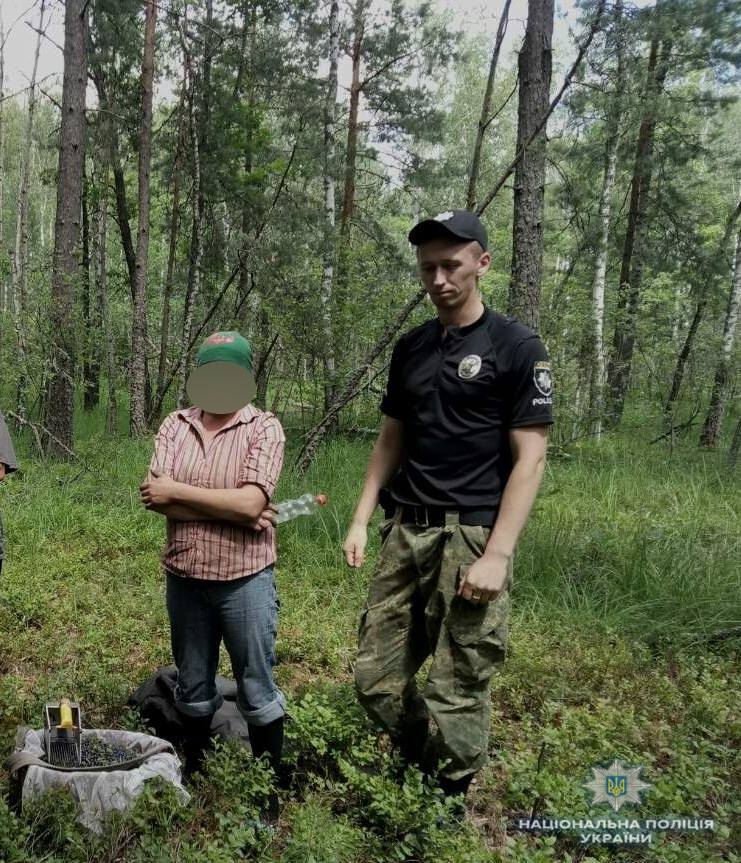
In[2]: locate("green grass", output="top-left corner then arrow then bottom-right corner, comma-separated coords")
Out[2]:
0,417 -> 738,861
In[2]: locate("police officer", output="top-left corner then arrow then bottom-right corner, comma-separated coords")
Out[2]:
343,210 -> 553,802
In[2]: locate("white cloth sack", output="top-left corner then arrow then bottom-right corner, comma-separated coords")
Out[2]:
16,728 -> 190,833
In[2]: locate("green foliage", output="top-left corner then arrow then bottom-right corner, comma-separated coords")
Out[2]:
280,798 -> 370,863
0,432 -> 737,861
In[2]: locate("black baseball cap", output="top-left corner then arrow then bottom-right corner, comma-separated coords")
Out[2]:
408,209 -> 488,251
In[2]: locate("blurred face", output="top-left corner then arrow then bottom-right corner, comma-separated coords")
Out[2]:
416,238 -> 491,312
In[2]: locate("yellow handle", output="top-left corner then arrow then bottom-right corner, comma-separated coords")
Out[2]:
58,698 -> 74,729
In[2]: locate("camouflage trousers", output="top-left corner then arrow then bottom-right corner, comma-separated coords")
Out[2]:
354,509 -> 511,781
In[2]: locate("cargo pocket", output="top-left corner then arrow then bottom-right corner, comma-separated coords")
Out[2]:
378,516 -> 395,546
446,569 -> 509,689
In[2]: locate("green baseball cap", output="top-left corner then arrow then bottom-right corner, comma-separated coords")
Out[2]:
186,331 -> 257,413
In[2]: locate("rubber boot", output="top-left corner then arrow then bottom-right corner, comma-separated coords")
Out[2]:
397,719 -> 431,770
181,714 -> 214,781
437,773 -> 473,823
248,717 -> 287,821
248,716 -> 284,773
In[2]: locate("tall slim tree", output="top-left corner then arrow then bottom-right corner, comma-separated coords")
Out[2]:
130,0 -> 157,435
45,0 -> 88,456
320,0 -> 340,413
588,0 -> 625,437
12,0 -> 46,419
701,226 -> 741,447
509,0 -> 554,330
606,12 -> 672,424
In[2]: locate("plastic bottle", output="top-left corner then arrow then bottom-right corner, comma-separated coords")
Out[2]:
275,493 -> 328,524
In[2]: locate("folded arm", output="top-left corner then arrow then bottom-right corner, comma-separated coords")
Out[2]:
140,471 -> 270,526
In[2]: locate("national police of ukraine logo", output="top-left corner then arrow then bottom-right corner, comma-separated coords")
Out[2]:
583,760 -> 652,812
458,354 -> 482,380
533,361 -> 553,397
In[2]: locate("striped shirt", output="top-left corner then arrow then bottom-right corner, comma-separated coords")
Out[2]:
149,404 -> 285,581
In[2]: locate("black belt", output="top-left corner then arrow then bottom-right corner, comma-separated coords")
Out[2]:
387,504 -> 497,527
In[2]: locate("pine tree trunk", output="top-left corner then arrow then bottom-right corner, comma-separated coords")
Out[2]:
130,0 -> 157,435
508,0 -> 554,331
700,229 -> 741,447
45,0 -> 88,457
321,0 -> 340,415
466,0 -> 511,211
588,0 -> 625,438
606,28 -> 671,425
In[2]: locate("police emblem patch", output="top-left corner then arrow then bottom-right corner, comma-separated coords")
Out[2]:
458,354 -> 482,380
434,211 -> 454,222
583,759 -> 652,812
533,361 -> 553,397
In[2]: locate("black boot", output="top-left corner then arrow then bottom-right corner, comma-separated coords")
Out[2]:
248,717 -> 284,768
181,714 -> 214,781
248,717 -> 292,786
397,719 -> 431,770
439,773 -> 473,797
248,717 -> 286,822
438,773 -> 473,822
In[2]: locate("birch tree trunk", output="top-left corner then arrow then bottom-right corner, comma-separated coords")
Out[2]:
97,168 -> 117,435
728,416 -> 741,467
700,229 -> 741,447
154,94 -> 186,420
81,166 -> 100,410
320,0 -> 340,414
508,0 -> 554,331
588,0 -> 625,438
12,0 -> 46,419
340,0 -> 368,235
13,0 -> 46,323
130,0 -> 157,435
45,0 -> 88,457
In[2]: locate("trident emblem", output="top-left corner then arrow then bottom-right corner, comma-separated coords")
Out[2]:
606,775 -> 626,799
584,759 -> 652,811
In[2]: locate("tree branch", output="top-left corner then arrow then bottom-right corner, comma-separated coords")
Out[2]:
476,0 -> 607,216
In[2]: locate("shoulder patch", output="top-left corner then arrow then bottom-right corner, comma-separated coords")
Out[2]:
533,361 -> 553,397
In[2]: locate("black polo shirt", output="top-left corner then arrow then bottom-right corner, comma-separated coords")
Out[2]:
380,306 -> 553,509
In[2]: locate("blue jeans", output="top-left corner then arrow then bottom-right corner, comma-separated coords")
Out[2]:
165,566 -> 285,726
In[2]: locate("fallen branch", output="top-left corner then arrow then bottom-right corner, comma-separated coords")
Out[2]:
5,410 -> 83,465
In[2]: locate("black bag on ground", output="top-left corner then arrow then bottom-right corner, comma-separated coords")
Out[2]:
127,666 -> 251,747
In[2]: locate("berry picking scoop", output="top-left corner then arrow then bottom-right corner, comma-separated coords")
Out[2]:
44,698 -> 82,768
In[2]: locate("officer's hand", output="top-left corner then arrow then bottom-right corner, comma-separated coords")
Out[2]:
457,551 -> 510,604
246,503 -> 278,532
343,523 -> 368,568
0,463 -> 6,482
